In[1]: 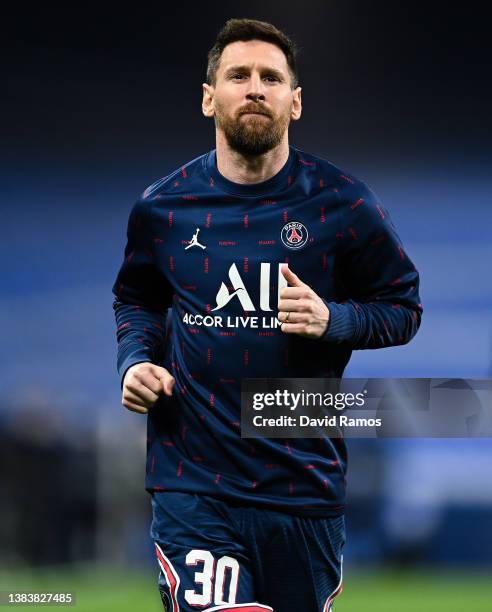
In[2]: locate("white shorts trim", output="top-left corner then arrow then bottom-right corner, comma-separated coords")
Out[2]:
155,542 -> 181,612
322,554 -> 343,612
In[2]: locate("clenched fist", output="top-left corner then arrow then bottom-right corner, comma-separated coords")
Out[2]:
122,362 -> 175,414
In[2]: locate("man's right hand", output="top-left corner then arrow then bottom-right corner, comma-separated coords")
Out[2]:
122,362 -> 175,414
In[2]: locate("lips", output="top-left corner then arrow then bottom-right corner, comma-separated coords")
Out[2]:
240,111 -> 271,118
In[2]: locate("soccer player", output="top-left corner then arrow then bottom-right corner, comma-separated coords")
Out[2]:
112,18 -> 422,612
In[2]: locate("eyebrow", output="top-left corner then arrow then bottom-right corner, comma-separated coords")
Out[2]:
223,65 -> 286,80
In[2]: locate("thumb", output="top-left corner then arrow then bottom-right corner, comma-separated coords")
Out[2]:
161,373 -> 176,397
281,264 -> 304,287
152,365 -> 175,396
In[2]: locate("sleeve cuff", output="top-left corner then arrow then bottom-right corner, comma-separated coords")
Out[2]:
319,300 -> 359,344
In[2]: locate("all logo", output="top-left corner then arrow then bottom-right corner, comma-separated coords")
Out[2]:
212,263 -> 288,312
281,221 -> 309,250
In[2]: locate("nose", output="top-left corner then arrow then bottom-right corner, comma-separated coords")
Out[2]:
245,73 -> 266,102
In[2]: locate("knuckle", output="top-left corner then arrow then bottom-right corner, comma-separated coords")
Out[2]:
136,364 -> 150,377
122,387 -> 132,399
130,371 -> 141,383
126,382 -> 137,394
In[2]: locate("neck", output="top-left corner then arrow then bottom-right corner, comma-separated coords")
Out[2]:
215,130 -> 290,184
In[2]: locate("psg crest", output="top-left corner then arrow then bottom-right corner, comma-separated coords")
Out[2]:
280,221 -> 309,250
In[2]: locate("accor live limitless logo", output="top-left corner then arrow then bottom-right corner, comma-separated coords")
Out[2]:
181,263 -> 287,330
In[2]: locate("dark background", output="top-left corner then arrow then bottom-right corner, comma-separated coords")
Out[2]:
1,0 -> 491,593
2,1 -> 491,405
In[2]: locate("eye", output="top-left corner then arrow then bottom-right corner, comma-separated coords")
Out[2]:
264,75 -> 280,82
230,73 -> 247,80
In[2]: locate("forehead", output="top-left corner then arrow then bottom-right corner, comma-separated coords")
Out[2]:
217,39 -> 290,75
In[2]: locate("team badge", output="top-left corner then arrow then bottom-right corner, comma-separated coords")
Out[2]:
280,221 -> 309,250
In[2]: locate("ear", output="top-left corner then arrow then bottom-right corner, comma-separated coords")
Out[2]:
291,87 -> 302,121
202,83 -> 215,118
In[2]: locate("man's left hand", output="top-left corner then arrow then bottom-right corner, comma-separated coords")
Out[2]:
278,265 -> 330,339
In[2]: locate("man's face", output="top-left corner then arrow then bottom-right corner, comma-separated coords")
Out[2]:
203,40 -> 302,156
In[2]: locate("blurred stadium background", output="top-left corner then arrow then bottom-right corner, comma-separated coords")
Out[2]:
2,2 -> 491,610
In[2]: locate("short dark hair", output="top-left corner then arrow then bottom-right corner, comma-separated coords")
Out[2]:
206,18 -> 299,88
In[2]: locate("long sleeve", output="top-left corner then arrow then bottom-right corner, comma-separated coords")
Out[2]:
321,180 -> 422,348
112,198 -> 174,384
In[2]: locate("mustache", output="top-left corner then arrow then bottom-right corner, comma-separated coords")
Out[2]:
237,105 -> 272,118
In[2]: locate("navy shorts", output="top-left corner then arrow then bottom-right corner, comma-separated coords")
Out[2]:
150,492 -> 345,612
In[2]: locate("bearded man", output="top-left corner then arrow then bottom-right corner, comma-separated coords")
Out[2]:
113,18 -> 422,612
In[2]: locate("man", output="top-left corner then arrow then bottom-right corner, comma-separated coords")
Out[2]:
113,18 -> 422,612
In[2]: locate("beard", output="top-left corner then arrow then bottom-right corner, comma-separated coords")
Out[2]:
214,101 -> 291,157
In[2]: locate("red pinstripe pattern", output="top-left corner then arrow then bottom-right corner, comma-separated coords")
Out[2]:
154,542 -> 180,611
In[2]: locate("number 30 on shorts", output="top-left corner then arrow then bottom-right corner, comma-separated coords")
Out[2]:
185,549 -> 240,607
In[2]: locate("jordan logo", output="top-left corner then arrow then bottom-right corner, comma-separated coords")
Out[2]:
185,227 -> 206,250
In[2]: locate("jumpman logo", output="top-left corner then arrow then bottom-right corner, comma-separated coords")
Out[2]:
185,227 -> 206,250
